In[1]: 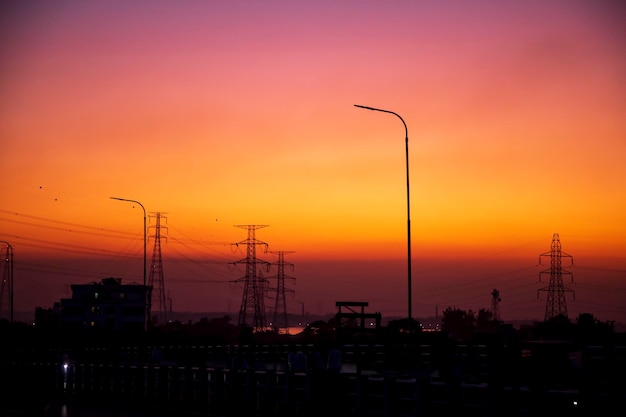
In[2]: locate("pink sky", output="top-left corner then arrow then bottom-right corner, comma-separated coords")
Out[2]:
1,1 -> 625,324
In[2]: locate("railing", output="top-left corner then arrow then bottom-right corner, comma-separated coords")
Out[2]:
1,343 -> 625,416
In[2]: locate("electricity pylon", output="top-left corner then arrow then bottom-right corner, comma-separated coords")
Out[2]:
0,241 -> 13,322
148,212 -> 168,325
538,233 -> 574,321
490,289 -> 501,322
268,250 -> 295,332
230,225 -> 271,330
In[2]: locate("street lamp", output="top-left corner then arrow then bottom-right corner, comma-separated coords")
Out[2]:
110,197 -> 147,330
354,104 -> 412,323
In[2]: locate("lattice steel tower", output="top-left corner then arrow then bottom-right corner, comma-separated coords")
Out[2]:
490,289 -> 501,322
0,241 -> 14,322
230,225 -> 271,330
538,233 -> 574,321
148,212 -> 168,325
268,250 -> 295,332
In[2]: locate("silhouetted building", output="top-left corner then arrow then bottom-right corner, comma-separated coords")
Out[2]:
58,277 -> 149,332
34,303 -> 61,328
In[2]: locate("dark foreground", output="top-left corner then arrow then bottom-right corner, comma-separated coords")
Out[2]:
1,340 -> 624,417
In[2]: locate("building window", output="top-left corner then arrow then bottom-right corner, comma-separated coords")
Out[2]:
120,292 -> 125,300
94,292 -> 99,299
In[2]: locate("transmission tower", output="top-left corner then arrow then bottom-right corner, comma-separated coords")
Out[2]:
0,241 -> 14,322
268,250 -> 295,332
148,212 -> 168,325
538,233 -> 574,321
230,225 -> 271,330
490,289 -> 501,322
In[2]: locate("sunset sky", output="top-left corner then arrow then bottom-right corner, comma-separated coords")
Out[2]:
1,1 -> 625,325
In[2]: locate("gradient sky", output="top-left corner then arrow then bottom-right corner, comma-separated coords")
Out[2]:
1,1 -> 625,325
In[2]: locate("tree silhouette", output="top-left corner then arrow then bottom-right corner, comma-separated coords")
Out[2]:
441,307 -> 476,342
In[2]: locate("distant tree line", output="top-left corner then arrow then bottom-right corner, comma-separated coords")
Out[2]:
1,306 -> 621,350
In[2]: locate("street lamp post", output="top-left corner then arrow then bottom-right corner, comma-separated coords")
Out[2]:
110,197 -> 147,330
354,104 -> 412,323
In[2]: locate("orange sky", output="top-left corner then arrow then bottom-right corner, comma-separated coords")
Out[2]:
1,1 -> 625,325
